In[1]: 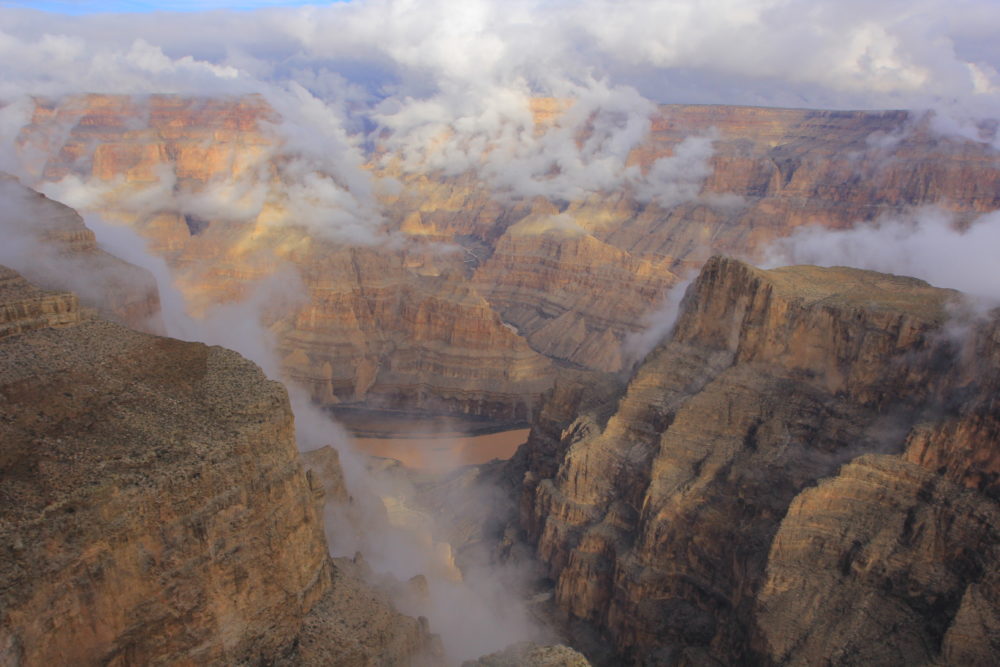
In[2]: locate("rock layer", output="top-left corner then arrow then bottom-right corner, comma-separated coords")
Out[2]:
16,96 -> 1000,421
757,454 -> 1000,665
0,265 -> 81,337
510,256 -> 1000,664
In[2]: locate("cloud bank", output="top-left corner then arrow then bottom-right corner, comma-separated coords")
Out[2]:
763,208 -> 1000,305
1,0 -> 999,235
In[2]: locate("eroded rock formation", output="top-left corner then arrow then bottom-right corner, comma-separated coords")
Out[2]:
15,96 -> 1000,422
0,174 -> 162,333
0,266 -> 437,666
508,256 -> 1000,664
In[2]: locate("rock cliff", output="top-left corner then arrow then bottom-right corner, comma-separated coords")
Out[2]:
509,256 -> 1000,664
0,174 -> 162,333
0,266 -> 437,666
16,96 -> 1000,423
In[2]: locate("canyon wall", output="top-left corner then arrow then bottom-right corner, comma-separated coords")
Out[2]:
0,174 -> 162,333
0,265 -> 437,666
508,256 -> 1000,664
16,96 -> 1000,421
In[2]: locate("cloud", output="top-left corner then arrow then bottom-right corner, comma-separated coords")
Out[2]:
633,130 -> 718,208
621,278 -> 694,366
762,207 -> 1000,304
2,2 -> 998,111
1,0 -> 999,216
0,1 -> 325,13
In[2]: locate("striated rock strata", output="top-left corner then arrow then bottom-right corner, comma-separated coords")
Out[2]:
15,96 -> 1000,421
0,266 -> 436,666
0,265 -> 81,337
509,256 -> 1000,664
0,174 -> 162,333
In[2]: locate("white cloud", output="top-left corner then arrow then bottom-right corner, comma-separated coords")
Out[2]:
1,1 -> 999,247
633,130 -> 718,208
0,1 -> 996,228
763,208 -> 1000,304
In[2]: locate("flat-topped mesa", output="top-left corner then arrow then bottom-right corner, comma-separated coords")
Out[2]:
512,257 -> 999,665
0,175 -> 163,333
672,255 -> 956,402
0,271 -> 436,666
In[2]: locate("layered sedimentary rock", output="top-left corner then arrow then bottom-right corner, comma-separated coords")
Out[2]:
0,265 -> 81,337
510,256 -> 1000,664
276,241 -> 553,421
15,96 -> 1000,419
757,454 -> 1000,665
0,174 -> 162,333
16,95 -> 554,421
0,266 -> 436,666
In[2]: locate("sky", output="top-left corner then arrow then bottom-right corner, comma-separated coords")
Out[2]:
3,0 -> 999,108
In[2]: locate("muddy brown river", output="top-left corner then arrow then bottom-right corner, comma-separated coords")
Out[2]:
352,428 -> 530,470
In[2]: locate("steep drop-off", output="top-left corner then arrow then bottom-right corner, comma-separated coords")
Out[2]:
0,174 -> 162,333
16,96 -> 1000,421
508,256 -> 1000,664
0,266 -> 437,666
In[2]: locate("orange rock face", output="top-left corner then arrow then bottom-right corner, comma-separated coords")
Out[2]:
15,95 -> 1000,423
0,270 -> 327,664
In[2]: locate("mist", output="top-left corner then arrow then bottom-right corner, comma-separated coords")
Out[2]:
68,200 -> 543,664
622,278 -> 694,367
762,208 -> 1000,306
2,0 -> 1000,220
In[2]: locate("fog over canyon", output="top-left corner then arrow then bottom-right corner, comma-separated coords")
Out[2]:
2,1 -> 1000,665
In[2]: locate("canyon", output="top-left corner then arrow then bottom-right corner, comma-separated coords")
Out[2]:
14,96 -> 1000,423
1,93 -> 999,666
0,179 -> 582,665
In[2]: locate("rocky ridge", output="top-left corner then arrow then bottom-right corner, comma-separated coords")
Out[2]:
0,265 -> 438,666
507,256 -> 1000,664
